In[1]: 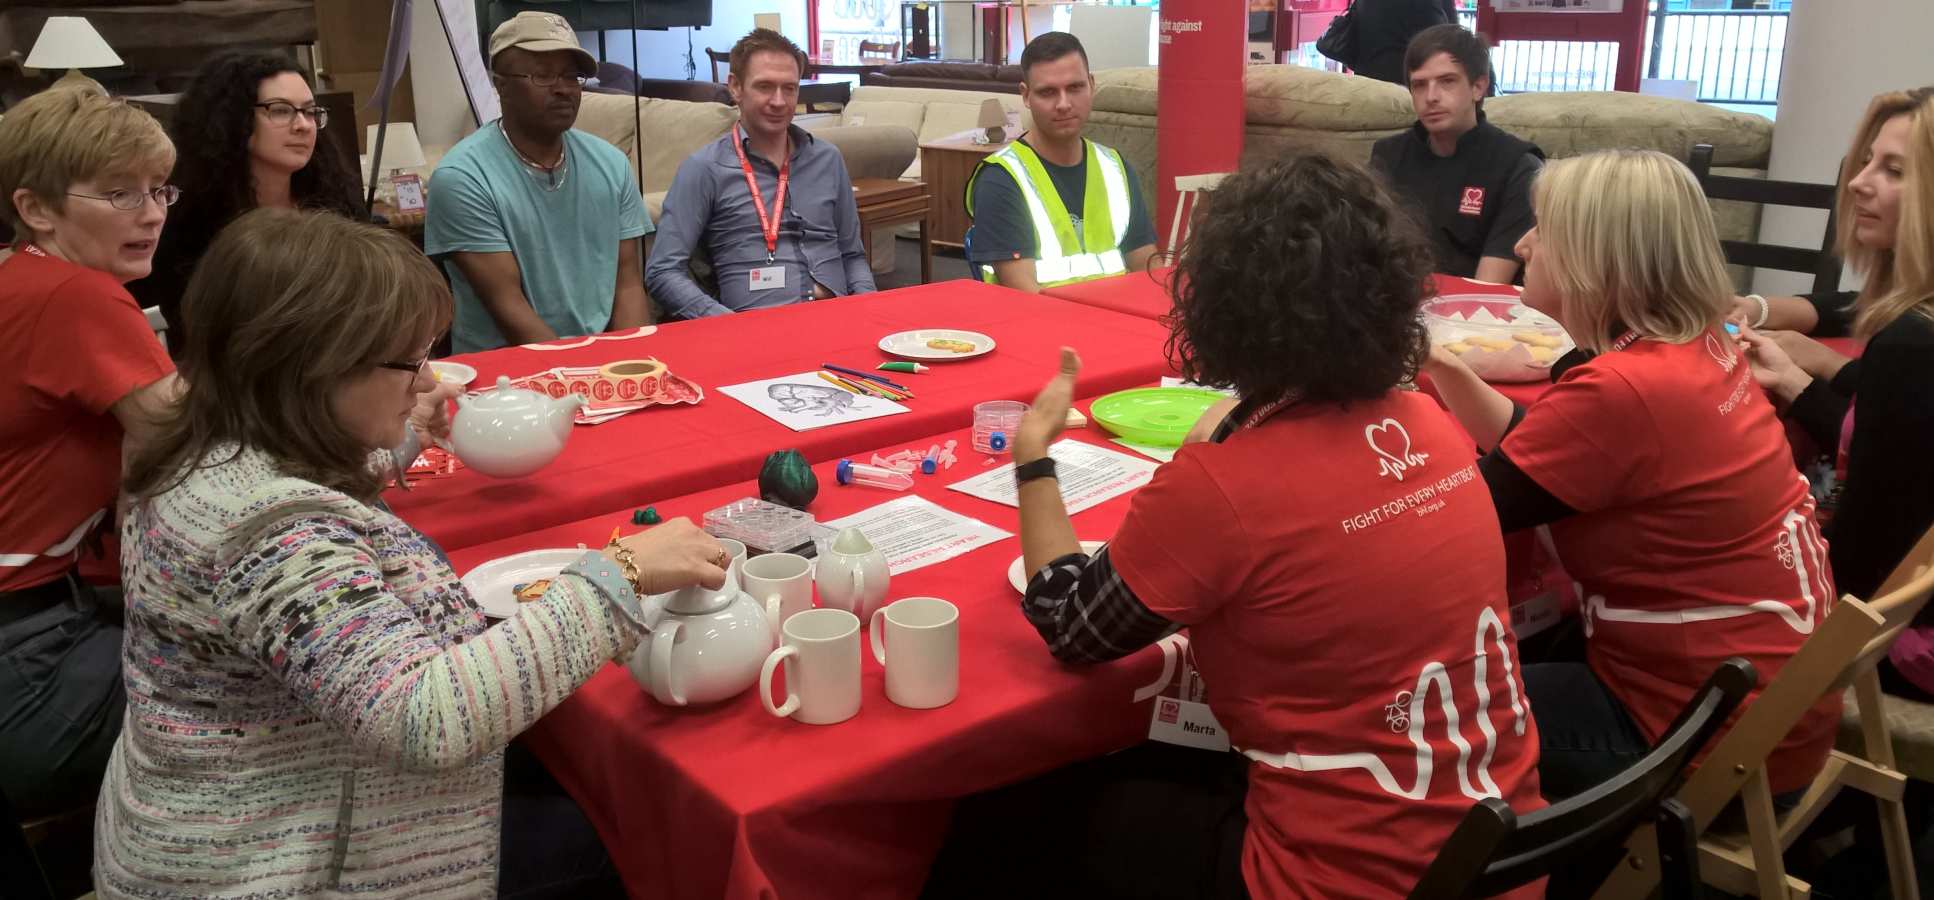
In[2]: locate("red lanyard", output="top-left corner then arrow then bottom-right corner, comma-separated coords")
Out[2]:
1607,329 -> 1642,353
731,126 -> 790,262
18,243 -> 46,258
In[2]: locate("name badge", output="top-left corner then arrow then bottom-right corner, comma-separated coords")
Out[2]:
749,265 -> 786,291
1150,697 -> 1231,752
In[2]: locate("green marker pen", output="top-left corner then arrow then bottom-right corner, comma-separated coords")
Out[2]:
876,362 -> 929,374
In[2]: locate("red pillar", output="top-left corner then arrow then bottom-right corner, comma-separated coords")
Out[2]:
1154,0 -> 1247,250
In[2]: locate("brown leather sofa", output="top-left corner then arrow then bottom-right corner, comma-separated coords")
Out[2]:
0,1 -> 316,80
592,65 -> 734,105
862,61 -> 1022,95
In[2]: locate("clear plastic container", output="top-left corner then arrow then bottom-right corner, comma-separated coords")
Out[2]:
1422,295 -> 1573,384
836,459 -> 914,491
971,400 -> 1028,454
702,497 -> 819,554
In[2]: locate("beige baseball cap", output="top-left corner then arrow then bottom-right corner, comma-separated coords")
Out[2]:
489,11 -> 597,77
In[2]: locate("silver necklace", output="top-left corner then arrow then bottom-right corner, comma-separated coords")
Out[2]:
500,122 -> 568,192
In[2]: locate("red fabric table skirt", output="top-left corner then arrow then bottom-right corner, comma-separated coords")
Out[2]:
449,424 -> 1168,900
393,280 -> 1174,553
1040,266 -> 1177,321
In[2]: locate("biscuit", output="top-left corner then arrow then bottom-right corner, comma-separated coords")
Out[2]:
1513,331 -> 1565,349
926,338 -> 977,353
1444,341 -> 1472,355
513,579 -> 552,603
1527,346 -> 1558,363
1466,336 -> 1513,352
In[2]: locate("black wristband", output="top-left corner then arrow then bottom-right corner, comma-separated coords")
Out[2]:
1013,457 -> 1058,485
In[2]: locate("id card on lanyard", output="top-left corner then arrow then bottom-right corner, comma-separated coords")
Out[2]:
733,125 -> 790,292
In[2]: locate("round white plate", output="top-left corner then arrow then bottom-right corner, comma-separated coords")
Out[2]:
878,329 -> 996,361
461,548 -> 584,618
1007,541 -> 1107,594
429,361 -> 478,388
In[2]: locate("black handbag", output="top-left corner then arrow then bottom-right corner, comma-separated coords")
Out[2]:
1314,0 -> 1360,68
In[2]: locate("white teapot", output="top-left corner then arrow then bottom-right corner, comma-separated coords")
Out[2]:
450,375 -> 583,478
815,527 -> 890,621
627,567 -> 774,707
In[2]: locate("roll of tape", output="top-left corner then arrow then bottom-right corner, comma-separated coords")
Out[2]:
594,359 -> 668,403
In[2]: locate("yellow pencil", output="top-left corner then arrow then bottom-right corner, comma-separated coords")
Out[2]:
817,371 -> 868,396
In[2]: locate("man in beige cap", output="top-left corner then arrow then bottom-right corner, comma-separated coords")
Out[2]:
425,11 -> 652,352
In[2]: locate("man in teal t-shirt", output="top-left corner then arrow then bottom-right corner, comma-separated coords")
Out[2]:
425,12 -> 651,353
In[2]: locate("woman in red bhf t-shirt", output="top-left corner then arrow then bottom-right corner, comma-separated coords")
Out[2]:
1425,149 -> 1838,802
0,86 -> 179,817
995,156 -> 1543,899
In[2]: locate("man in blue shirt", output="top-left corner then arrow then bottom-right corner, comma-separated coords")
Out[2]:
646,29 -> 875,319
425,12 -> 652,352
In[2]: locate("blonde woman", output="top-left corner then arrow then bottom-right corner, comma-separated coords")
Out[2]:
1745,88 -> 1934,696
103,209 -> 728,899
1425,150 -> 1837,801
0,86 -> 177,818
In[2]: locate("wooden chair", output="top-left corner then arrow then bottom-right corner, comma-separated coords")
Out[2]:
1167,172 -> 1229,253
1687,142 -> 1843,294
858,40 -> 901,58
1409,658 -> 1757,900
1594,525 -> 1934,900
706,47 -> 731,82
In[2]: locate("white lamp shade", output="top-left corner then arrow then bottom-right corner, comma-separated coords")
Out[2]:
26,17 -> 122,70
365,122 -> 428,171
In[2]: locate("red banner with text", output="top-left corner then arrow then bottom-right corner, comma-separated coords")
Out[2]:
1156,0 -> 1246,251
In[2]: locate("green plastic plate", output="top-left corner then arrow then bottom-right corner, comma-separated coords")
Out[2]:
1089,387 -> 1227,447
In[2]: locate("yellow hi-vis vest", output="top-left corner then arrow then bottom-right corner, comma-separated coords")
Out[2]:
965,138 -> 1132,287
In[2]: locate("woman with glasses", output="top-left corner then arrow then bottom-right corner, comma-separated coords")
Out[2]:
131,49 -> 365,355
0,86 -> 179,820
100,208 -> 728,899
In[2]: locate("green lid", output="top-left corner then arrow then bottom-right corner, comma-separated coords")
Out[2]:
1089,387 -> 1227,447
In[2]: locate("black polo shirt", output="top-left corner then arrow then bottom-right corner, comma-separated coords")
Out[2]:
1370,113 -> 1543,279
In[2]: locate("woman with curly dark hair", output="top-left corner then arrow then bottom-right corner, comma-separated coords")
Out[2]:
955,154 -> 1543,899
130,50 -> 365,353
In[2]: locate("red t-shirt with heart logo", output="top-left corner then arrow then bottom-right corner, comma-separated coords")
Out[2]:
1112,390 -> 1543,899
1501,331 -> 1838,794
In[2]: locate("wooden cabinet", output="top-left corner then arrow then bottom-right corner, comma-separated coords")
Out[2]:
917,136 -> 1007,249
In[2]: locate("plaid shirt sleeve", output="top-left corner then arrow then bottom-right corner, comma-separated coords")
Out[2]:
1020,545 -> 1179,664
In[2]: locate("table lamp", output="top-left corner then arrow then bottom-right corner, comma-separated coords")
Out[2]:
977,99 -> 1006,144
25,17 -> 122,92
366,122 -> 429,212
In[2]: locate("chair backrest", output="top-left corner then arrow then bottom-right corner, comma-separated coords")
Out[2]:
1687,142 -> 1842,294
1167,172 -> 1229,253
859,40 -> 900,58
1408,658 -> 1758,900
706,47 -> 731,83
143,304 -> 168,353
1837,524 -> 1934,692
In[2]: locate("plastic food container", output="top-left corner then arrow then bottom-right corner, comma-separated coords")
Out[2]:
1422,295 -> 1574,384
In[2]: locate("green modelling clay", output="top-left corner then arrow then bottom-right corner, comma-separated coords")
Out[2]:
759,449 -> 819,509
642,506 -> 662,525
632,508 -> 650,525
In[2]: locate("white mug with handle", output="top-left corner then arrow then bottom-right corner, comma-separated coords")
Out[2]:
759,608 -> 861,725
741,552 -> 814,641
869,597 -> 959,709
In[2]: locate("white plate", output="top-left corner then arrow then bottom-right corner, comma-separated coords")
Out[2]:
460,548 -> 584,618
429,361 -> 478,388
1007,541 -> 1107,594
878,329 -> 996,361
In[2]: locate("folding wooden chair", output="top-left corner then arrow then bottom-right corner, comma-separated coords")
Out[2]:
1409,659 -> 1757,899
1594,525 -> 1934,899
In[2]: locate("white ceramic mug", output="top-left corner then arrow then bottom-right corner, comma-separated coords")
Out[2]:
741,552 -> 814,640
869,597 -> 960,709
759,608 -> 861,725
716,538 -> 748,586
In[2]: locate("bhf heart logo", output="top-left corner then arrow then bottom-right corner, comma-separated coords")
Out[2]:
1366,418 -> 1430,482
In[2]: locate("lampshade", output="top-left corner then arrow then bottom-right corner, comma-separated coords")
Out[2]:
26,17 -> 122,71
976,98 -> 1005,130
366,122 -> 429,171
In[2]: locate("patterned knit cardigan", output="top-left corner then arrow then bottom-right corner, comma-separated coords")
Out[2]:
95,446 -> 640,899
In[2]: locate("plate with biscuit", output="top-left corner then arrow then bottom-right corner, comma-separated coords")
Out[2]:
1422,295 -> 1574,384
460,548 -> 586,618
878,329 -> 996,361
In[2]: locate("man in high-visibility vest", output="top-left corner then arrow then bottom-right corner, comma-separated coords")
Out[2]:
965,32 -> 1157,292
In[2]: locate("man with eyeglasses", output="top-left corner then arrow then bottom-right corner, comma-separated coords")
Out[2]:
425,12 -> 653,352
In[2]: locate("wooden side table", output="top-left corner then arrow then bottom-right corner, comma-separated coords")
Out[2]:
917,136 -> 1008,250
853,178 -> 934,285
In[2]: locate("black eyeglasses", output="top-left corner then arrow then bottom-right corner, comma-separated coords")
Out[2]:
254,101 -> 329,129
377,355 -> 431,376
66,185 -> 181,211
497,71 -> 588,88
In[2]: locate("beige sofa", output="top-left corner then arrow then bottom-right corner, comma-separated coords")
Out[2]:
827,85 -> 1038,180
1081,64 -> 1776,269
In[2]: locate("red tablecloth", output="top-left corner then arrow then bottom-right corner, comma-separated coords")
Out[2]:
449,424 -> 1168,900
1040,266 -> 1176,321
395,280 -> 1174,553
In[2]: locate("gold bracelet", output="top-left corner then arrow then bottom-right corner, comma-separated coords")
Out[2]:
613,547 -> 643,595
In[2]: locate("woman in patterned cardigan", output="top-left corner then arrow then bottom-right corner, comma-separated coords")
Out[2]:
99,208 -> 728,898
